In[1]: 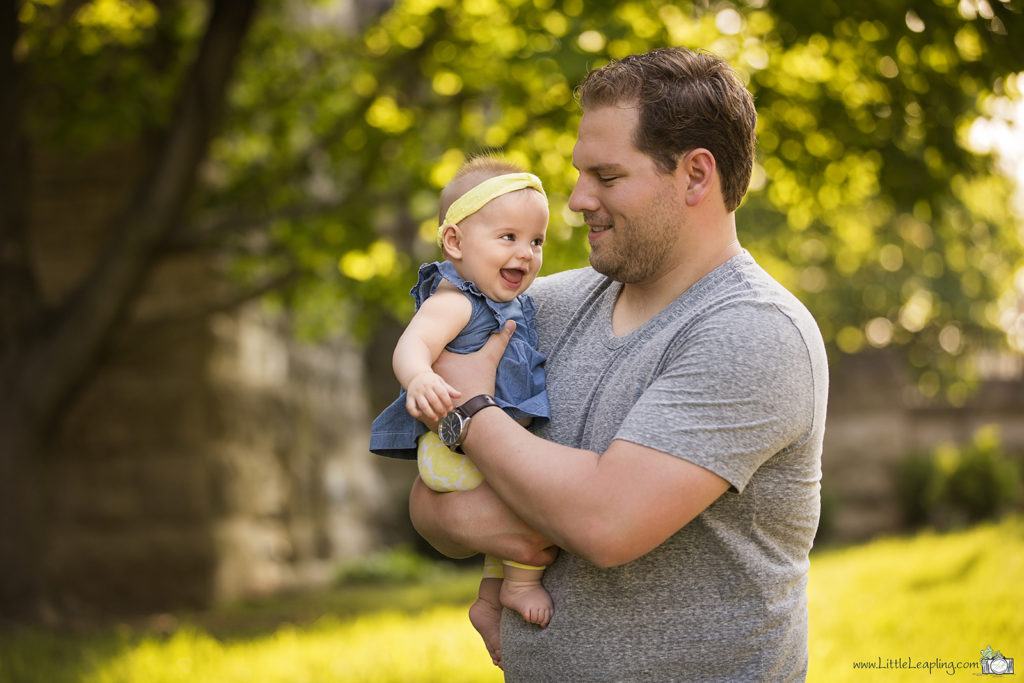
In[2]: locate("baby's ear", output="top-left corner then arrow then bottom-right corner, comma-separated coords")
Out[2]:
440,222 -> 463,259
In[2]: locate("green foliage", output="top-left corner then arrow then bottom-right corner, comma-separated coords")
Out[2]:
19,0 -> 204,149
896,450 -> 947,528
333,544 -> 447,585
897,425 -> 1022,528
744,3 -> 1024,401
1,518 -> 1021,682
19,0 -> 1024,391
945,426 -> 1022,521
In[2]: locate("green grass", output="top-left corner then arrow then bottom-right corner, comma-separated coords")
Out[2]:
1,517 -> 1021,682
808,515 -> 1023,681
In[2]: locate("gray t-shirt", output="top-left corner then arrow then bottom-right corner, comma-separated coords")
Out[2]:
500,252 -> 828,682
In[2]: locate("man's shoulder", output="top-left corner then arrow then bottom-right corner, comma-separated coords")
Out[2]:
707,254 -> 821,333
530,266 -> 605,304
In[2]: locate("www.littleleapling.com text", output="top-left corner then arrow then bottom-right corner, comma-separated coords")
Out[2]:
851,657 -> 982,675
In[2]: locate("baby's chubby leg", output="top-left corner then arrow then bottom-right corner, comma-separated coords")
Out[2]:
469,576 -> 504,669
500,562 -> 552,628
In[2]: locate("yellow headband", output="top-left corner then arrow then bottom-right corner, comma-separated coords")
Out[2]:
437,172 -> 546,247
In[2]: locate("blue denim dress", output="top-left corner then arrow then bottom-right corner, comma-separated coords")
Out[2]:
370,260 -> 550,459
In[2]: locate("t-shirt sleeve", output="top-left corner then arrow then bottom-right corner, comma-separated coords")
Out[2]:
613,300 -> 817,493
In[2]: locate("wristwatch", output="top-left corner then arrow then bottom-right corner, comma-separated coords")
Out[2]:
438,394 -> 500,452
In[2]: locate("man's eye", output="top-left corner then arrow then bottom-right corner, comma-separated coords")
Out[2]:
598,176 -> 619,184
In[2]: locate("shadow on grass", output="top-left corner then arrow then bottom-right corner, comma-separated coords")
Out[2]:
0,626 -> 131,683
0,562 -> 481,683
184,567 -> 481,641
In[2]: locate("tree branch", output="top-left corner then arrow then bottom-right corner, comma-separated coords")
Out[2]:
0,5 -> 42,353
177,198 -> 352,248
9,0 -> 260,437
122,266 -> 299,343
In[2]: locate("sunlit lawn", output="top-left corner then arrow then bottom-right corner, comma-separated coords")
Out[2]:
1,516 -> 1021,682
808,514 -> 1023,681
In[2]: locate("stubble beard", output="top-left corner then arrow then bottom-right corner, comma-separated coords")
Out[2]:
587,199 -> 682,285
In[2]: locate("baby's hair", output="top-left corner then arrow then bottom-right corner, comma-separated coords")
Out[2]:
438,155 -> 528,225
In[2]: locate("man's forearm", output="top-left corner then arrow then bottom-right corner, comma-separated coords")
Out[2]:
408,476 -> 558,566
461,406 -> 730,568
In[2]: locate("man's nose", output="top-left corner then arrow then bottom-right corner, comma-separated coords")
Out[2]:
568,177 -> 598,213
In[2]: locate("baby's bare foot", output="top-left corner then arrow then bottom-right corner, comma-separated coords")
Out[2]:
470,577 -> 503,668
500,578 -> 553,628
469,596 -> 503,668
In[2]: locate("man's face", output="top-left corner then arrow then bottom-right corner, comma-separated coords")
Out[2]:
568,104 -> 685,284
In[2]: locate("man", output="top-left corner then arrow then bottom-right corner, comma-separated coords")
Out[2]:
410,47 -> 828,681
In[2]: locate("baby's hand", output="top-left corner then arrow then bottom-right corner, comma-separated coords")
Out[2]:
406,371 -> 461,421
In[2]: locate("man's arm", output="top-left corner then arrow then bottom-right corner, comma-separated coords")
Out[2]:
409,477 -> 558,566
433,323 -> 730,569
461,407 -> 729,568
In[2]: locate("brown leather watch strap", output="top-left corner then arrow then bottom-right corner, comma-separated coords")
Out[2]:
457,394 -> 500,418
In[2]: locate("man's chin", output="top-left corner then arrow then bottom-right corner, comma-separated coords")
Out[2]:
588,258 -> 615,279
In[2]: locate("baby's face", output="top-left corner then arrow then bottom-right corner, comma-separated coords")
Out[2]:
453,189 -> 549,302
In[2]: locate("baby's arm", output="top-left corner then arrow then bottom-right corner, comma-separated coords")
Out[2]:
393,281 -> 473,421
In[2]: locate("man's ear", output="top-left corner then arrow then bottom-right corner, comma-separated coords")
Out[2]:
678,148 -> 716,207
440,222 -> 464,259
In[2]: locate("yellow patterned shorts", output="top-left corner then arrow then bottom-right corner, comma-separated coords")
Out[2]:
417,431 -> 484,493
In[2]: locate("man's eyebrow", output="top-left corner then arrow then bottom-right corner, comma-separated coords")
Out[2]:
575,162 -> 625,174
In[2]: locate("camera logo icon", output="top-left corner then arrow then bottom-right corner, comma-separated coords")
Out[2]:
981,646 -> 1014,675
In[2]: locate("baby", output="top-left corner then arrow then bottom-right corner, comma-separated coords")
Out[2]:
370,155 -> 553,668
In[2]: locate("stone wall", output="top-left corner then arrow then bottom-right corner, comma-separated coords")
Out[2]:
821,351 -> 1024,543
43,298 -> 398,614
32,145 -> 404,614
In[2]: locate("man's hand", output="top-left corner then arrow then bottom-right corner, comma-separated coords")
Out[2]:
433,320 -> 515,400
409,477 -> 557,567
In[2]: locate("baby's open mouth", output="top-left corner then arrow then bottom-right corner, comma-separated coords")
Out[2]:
501,268 -> 525,285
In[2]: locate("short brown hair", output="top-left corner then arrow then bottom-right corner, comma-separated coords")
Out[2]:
577,47 -> 757,212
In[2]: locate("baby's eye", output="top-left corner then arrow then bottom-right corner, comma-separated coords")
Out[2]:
500,233 -> 515,241
532,237 -> 544,247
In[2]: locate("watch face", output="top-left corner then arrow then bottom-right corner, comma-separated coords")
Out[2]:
439,413 -> 463,448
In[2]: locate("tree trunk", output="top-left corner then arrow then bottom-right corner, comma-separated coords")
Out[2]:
0,0 -> 259,619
